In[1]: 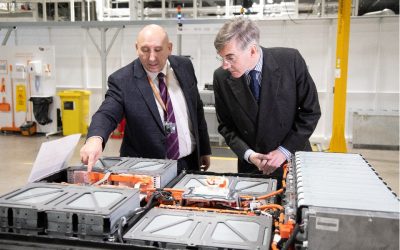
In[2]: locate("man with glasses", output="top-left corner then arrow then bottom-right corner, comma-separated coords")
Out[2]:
213,17 -> 321,175
80,24 -> 211,174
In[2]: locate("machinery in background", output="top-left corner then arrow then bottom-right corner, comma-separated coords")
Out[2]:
0,152 -> 398,249
7,0 -> 396,22
200,87 -> 225,145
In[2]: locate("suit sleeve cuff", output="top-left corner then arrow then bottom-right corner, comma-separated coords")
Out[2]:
85,136 -> 104,144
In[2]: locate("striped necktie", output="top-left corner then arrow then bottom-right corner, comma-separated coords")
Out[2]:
158,72 -> 180,160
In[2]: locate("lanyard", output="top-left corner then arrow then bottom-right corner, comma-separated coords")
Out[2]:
147,75 -> 168,114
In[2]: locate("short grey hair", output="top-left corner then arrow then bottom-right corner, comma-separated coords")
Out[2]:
214,17 -> 260,52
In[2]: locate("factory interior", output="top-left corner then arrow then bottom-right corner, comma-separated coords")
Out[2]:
0,0 -> 399,249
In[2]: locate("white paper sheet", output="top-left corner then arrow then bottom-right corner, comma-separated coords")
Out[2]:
28,134 -> 81,183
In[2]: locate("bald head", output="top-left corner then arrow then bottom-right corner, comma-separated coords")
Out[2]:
136,25 -> 172,73
137,24 -> 169,44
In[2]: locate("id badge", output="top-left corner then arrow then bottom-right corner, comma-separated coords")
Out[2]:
164,121 -> 177,135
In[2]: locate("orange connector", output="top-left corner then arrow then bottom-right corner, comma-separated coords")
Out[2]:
280,220 -> 295,239
89,172 -> 154,191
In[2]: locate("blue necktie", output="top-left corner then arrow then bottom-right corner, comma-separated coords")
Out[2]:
158,73 -> 180,160
249,70 -> 260,102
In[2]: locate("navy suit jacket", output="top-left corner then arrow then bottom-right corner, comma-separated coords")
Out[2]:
213,47 -> 321,173
87,55 -> 211,170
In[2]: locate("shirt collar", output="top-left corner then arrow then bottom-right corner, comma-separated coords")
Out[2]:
145,60 -> 169,82
245,47 -> 263,76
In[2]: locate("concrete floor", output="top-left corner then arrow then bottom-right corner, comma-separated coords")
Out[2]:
0,133 -> 398,196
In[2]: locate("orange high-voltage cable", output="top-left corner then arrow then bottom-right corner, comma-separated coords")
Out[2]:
89,172 -> 154,191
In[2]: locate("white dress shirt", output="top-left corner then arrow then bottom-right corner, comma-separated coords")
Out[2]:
145,61 -> 195,158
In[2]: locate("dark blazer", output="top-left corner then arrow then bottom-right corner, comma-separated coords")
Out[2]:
87,55 -> 211,170
213,47 -> 321,173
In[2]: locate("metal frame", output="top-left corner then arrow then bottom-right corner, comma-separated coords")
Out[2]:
87,27 -> 122,98
1,0 -> 96,22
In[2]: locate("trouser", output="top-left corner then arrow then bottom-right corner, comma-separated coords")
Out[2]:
177,152 -> 198,174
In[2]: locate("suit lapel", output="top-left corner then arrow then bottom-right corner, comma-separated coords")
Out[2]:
168,56 -> 197,129
257,48 -> 281,140
134,61 -> 164,132
227,76 -> 258,125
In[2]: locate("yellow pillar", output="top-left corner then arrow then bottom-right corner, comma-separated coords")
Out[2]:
329,0 -> 352,153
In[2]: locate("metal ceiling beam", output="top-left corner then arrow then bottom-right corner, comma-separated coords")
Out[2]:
87,27 -> 122,99
1,27 -> 15,45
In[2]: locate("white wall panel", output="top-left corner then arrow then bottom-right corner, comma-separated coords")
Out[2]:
313,93 -> 330,141
56,57 -> 84,87
14,28 -> 51,45
286,20 -> 333,92
379,20 -> 399,93
259,21 -> 289,47
375,94 -> 399,110
348,20 -> 380,93
181,33 -> 221,86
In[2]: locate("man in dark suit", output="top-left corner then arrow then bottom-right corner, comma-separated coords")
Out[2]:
213,17 -> 320,174
80,24 -> 211,173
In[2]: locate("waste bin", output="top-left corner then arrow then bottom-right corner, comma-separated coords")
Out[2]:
57,90 -> 91,136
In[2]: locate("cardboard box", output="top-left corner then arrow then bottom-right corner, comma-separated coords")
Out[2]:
20,121 -> 36,136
